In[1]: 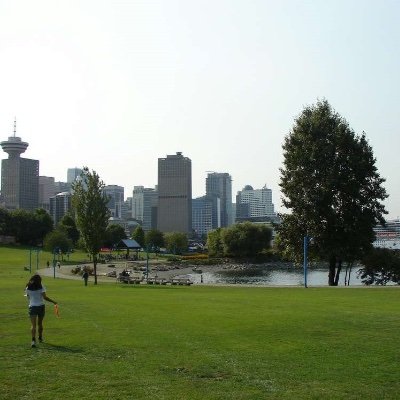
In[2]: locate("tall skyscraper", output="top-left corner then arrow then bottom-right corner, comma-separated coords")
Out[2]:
104,185 -> 124,218
50,191 -> 72,225
67,167 -> 83,184
1,121 -> 39,210
206,172 -> 233,228
157,152 -> 192,233
39,176 -> 56,211
132,186 -> 158,231
192,196 -> 213,236
236,184 -> 277,222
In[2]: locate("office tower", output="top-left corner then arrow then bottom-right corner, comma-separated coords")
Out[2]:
206,172 -> 233,228
0,121 -> 39,210
55,181 -> 70,195
132,186 -> 158,231
104,185 -> 124,218
192,196 -> 213,236
67,167 -> 83,184
157,152 -> 192,233
236,184 -> 276,221
39,176 -> 56,211
50,191 -> 72,225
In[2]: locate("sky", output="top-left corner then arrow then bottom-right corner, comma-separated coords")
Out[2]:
0,0 -> 399,218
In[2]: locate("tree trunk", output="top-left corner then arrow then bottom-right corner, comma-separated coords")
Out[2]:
93,255 -> 98,285
334,259 -> 342,286
328,255 -> 336,286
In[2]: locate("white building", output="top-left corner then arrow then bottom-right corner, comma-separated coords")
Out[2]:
236,184 -> 276,221
132,186 -> 158,231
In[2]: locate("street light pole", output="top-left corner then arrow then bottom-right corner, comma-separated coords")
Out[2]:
303,236 -> 309,288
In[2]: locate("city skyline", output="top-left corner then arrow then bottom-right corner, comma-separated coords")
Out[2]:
0,1 -> 398,218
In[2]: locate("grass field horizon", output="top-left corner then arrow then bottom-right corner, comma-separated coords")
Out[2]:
1,245 -> 399,399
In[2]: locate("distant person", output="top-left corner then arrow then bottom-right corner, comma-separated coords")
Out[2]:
57,262 -> 61,269
24,274 -> 57,348
82,270 -> 89,286
46,261 -> 50,268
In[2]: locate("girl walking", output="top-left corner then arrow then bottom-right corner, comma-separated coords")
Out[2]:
25,274 -> 57,348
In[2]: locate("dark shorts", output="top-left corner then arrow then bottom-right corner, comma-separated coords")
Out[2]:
29,305 -> 45,318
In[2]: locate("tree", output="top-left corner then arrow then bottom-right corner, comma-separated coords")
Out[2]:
72,167 -> 111,284
278,99 -> 388,285
132,225 -> 145,247
58,214 -> 80,245
144,229 -> 164,252
43,229 -> 73,254
358,248 -> 400,285
0,208 -> 11,235
164,232 -> 188,254
104,224 -> 126,248
207,228 -> 224,257
221,222 -> 272,257
8,208 -> 53,245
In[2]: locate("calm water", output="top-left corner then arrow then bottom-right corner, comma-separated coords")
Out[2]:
185,265 -> 363,286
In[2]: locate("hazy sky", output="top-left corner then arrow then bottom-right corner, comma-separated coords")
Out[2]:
0,0 -> 399,218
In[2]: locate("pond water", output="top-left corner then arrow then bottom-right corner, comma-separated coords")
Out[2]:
185,265 -> 364,286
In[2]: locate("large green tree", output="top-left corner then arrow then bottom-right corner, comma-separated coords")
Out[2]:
58,213 -> 80,245
104,224 -> 126,248
164,232 -> 188,254
278,100 -> 387,285
221,222 -> 272,257
144,229 -> 164,252
132,225 -> 145,247
8,208 -> 53,245
72,167 -> 110,284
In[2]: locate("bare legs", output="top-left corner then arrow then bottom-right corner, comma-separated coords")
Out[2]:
30,315 -> 44,343
30,315 -> 37,340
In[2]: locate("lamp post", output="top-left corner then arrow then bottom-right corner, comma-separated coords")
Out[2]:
303,236 -> 309,288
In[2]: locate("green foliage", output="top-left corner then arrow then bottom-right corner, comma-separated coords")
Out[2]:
132,225 -> 145,247
144,229 -> 164,251
278,99 -> 388,285
104,224 -> 126,247
71,167 -> 111,284
206,228 -> 224,257
58,213 -> 80,244
207,223 -> 272,257
7,208 -> 53,245
0,207 -> 11,234
359,248 -> 400,285
221,222 -> 272,257
164,232 -> 188,254
43,229 -> 73,253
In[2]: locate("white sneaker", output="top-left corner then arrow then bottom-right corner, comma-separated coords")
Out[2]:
31,340 -> 36,348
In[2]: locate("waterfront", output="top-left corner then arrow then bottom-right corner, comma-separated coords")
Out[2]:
181,265 -> 364,286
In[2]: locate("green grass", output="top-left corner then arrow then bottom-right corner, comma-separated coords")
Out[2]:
0,245 -> 399,399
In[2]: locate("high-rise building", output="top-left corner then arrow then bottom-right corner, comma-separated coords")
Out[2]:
104,185 -> 124,218
206,172 -> 233,228
236,184 -> 277,222
55,181 -> 70,195
192,196 -> 213,236
0,121 -> 39,210
49,191 -> 71,225
132,186 -> 158,231
67,168 -> 83,184
39,176 -> 56,211
157,152 -> 192,233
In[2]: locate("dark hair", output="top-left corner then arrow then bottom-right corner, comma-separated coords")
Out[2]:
26,274 -> 42,291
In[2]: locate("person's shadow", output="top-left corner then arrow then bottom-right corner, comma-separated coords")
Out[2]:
39,343 -> 83,354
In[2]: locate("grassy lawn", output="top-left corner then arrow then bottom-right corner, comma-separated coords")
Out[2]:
0,245 -> 399,399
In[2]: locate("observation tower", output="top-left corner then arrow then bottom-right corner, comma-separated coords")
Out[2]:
0,119 -> 29,158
